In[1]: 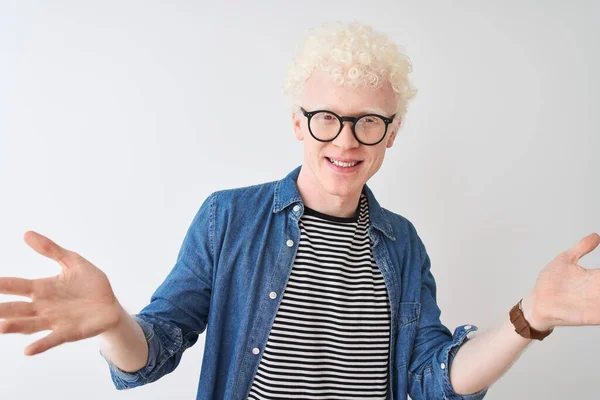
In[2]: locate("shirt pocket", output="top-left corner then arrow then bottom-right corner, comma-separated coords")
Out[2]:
395,302 -> 421,370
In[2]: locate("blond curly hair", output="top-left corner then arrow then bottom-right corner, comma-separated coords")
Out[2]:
282,20 -> 418,122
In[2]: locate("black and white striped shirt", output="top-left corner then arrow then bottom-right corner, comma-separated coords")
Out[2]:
247,194 -> 391,399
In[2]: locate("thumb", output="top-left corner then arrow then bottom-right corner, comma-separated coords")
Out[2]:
566,232 -> 600,264
25,331 -> 65,356
23,231 -> 72,268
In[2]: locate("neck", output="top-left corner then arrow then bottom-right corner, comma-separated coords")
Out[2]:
296,165 -> 362,218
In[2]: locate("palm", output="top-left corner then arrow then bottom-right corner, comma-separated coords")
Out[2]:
35,253 -> 118,337
531,233 -> 600,328
0,231 -> 121,355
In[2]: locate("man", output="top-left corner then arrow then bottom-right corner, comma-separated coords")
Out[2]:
1,20 -> 599,400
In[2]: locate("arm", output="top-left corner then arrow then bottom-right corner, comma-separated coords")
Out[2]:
98,304 -> 149,373
99,192 -> 217,390
448,295 -> 537,395
450,232 -> 600,395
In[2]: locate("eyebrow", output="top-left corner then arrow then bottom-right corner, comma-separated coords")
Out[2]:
310,104 -> 389,116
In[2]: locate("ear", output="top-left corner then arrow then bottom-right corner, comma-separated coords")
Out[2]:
292,110 -> 304,141
385,118 -> 402,148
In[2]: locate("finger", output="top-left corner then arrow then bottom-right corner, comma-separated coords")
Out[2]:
0,301 -> 35,318
25,331 -> 64,356
23,231 -> 71,266
0,277 -> 33,297
0,317 -> 49,335
567,232 -> 600,263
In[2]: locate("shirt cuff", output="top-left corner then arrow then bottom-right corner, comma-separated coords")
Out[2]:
436,324 -> 489,400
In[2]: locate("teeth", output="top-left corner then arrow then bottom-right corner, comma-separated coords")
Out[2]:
329,158 -> 358,168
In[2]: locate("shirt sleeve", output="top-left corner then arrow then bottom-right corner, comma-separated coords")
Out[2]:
407,234 -> 489,400
100,192 -> 216,390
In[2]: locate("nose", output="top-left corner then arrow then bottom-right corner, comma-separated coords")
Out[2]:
332,121 -> 360,150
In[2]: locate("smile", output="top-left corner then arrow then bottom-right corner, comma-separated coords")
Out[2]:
326,157 -> 363,168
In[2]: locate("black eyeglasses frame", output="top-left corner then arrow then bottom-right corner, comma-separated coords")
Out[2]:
300,107 -> 396,146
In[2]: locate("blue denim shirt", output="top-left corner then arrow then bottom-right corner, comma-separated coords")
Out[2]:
100,166 -> 488,400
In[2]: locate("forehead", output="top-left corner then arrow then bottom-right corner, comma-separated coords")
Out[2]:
301,68 -> 396,116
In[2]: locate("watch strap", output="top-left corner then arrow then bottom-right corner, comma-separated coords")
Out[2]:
509,299 -> 553,341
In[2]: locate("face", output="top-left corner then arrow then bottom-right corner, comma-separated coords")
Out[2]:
292,68 -> 402,201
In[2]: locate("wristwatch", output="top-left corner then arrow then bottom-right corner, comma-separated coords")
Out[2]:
509,298 -> 553,341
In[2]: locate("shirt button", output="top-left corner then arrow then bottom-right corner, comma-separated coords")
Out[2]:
464,325 -> 472,330
286,239 -> 294,247
293,205 -> 300,212
269,291 -> 277,299
440,362 -> 446,370
252,347 -> 260,355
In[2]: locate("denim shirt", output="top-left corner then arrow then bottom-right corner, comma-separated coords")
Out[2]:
100,166 -> 489,400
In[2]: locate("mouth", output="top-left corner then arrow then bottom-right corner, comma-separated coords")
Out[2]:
325,157 -> 364,169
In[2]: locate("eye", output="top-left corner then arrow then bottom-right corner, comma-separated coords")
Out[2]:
357,116 -> 382,129
314,112 -> 338,123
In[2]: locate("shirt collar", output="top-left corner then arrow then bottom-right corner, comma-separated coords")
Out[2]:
273,165 -> 396,241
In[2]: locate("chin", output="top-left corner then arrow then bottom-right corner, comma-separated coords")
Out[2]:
323,180 -> 360,198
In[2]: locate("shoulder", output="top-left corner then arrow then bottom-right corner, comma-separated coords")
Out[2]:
211,179 -> 278,208
191,179 -> 278,221
379,205 -> 427,258
198,180 -> 280,225
381,206 -> 420,238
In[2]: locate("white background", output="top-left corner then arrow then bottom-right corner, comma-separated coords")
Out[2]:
1,1 -> 598,399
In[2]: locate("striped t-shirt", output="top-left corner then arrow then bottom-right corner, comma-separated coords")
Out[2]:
247,194 -> 391,399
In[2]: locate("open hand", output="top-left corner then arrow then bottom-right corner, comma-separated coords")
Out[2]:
0,231 -> 122,355
527,232 -> 600,331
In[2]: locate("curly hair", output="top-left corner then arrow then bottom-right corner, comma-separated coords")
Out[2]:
282,20 -> 418,121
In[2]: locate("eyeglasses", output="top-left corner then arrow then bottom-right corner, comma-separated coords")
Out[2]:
300,107 -> 396,146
